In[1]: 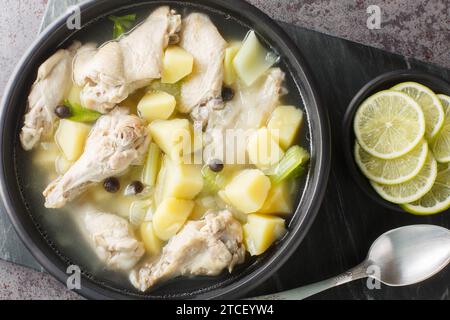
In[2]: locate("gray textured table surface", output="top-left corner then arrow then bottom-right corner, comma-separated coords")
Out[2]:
0,0 -> 449,300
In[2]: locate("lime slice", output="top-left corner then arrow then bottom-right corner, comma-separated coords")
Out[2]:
431,94 -> 450,163
392,82 -> 444,140
354,90 -> 425,159
354,140 -> 428,185
370,153 -> 437,204
402,163 -> 450,215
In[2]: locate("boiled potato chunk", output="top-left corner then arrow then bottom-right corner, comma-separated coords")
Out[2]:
163,157 -> 204,200
247,128 -> 284,170
154,156 -> 204,205
233,31 -> 278,86
137,90 -> 176,122
149,119 -> 192,162
55,119 -> 91,161
259,182 -> 293,215
243,214 -> 286,256
268,106 -> 304,150
140,222 -> 163,256
161,46 -> 194,84
223,42 -> 241,86
223,169 -> 271,213
153,198 -> 194,241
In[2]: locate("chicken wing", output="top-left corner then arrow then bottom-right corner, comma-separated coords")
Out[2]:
203,68 -> 285,164
178,13 -> 228,124
20,42 -> 82,151
130,210 -> 245,292
84,211 -> 145,271
43,108 -> 149,208
74,6 -> 181,113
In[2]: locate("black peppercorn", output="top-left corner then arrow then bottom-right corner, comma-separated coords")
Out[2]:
208,159 -> 224,172
222,87 -> 235,102
127,181 -> 144,195
55,105 -> 72,119
103,177 -> 120,193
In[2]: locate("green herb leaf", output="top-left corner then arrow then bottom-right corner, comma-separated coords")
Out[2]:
108,14 -> 137,39
64,100 -> 102,123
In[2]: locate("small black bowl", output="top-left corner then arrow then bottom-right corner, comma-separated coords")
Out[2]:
342,70 -> 450,213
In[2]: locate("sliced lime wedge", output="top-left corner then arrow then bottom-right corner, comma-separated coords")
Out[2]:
431,94 -> 450,163
354,90 -> 425,159
371,153 -> 437,204
402,163 -> 450,215
392,82 -> 444,140
355,140 -> 428,185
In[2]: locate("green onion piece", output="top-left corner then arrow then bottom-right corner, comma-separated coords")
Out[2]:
108,14 -> 137,39
129,199 -> 153,227
142,143 -> 162,187
153,156 -> 168,207
270,146 -> 310,185
201,166 -> 226,194
64,100 -> 102,123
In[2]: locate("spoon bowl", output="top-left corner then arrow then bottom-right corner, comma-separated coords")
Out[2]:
367,225 -> 450,287
254,224 -> 450,300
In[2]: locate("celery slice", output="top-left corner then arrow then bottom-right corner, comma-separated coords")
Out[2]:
64,100 -> 101,123
149,81 -> 181,99
270,146 -> 310,185
142,143 -> 162,187
201,166 -> 226,193
129,199 -> 153,227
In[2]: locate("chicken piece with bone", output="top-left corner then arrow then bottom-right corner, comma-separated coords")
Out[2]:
73,6 -> 181,113
130,210 -> 245,292
203,68 -> 285,164
43,108 -> 149,208
83,211 -> 145,271
20,42 -> 86,151
178,13 -> 228,125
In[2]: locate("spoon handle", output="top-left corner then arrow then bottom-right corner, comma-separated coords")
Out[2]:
251,262 -> 368,300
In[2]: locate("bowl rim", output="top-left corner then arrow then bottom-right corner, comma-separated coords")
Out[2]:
0,0 -> 331,299
342,69 -> 450,213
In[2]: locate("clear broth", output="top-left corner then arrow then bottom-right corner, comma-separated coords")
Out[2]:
17,3 -> 310,294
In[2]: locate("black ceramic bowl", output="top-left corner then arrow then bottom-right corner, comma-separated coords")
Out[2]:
343,70 -> 450,213
0,0 -> 330,299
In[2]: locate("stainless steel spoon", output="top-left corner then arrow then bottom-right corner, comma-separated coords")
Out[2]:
253,224 -> 450,300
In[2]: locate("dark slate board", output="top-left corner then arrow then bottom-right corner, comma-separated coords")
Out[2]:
247,22 -> 450,300
0,11 -> 449,299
